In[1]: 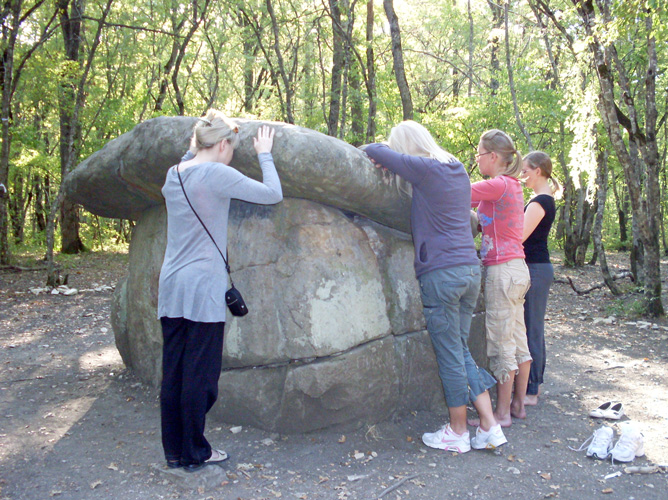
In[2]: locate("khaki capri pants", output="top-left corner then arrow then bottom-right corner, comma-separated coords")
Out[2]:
484,258 -> 532,383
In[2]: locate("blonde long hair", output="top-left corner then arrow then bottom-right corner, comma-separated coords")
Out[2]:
193,109 -> 240,151
388,120 -> 456,164
523,150 -> 562,198
479,129 -> 522,178
385,120 -> 455,197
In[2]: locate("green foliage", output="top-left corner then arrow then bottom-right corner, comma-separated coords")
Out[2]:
606,294 -> 650,319
3,0 -> 666,262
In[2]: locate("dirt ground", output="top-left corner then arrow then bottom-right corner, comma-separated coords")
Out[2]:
1,250 -> 667,500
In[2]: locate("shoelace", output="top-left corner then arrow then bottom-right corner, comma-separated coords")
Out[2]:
569,428 -> 610,453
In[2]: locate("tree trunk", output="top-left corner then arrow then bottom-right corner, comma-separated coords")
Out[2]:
0,0 -> 22,265
57,0 -> 85,254
592,144 -> 621,294
640,14 -> 663,315
504,1 -> 533,150
610,170 -> 629,248
171,1 -> 210,116
46,185 -> 66,287
54,0 -> 112,259
33,174 -> 48,233
266,0 -> 294,123
563,170 -> 595,267
241,13 -> 256,114
328,0 -> 344,137
338,0 -> 355,140
365,0 -> 376,142
349,64 -> 364,146
8,172 -> 31,244
383,0 -> 412,120
573,0 -> 663,314
486,0 -> 504,96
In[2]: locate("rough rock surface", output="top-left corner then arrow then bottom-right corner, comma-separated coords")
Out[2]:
63,117 -> 413,232
113,198 -> 486,432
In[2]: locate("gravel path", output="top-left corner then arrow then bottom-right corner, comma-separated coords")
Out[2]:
1,251 -> 667,499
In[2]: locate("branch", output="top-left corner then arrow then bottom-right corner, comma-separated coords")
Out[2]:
80,15 -> 184,37
565,271 -> 633,295
10,11 -> 60,98
376,474 -> 421,499
19,0 -> 47,24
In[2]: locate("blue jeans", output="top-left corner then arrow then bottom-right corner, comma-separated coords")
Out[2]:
419,264 -> 496,408
524,263 -> 554,395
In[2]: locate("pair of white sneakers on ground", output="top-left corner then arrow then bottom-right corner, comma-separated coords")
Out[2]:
422,423 -> 507,453
576,423 -> 644,463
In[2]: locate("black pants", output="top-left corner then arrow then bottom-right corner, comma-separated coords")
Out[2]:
160,317 -> 225,466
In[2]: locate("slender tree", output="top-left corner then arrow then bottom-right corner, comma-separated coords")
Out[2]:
383,0 -> 412,120
0,0 -> 53,264
570,0 -> 663,315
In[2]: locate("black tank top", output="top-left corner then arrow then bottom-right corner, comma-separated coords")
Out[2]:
523,194 -> 556,263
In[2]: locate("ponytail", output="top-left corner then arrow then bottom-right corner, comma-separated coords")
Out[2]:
479,129 -> 522,178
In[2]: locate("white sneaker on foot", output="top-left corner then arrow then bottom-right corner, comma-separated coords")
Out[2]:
470,424 -> 508,450
422,424 -> 471,453
610,424 -> 644,463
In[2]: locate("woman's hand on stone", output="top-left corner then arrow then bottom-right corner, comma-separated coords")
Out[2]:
253,125 -> 275,154
369,158 -> 387,172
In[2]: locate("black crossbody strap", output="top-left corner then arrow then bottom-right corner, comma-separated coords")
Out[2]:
176,164 -> 234,287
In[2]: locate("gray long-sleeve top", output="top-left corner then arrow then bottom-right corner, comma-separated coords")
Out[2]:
364,144 -> 478,278
157,151 -> 283,322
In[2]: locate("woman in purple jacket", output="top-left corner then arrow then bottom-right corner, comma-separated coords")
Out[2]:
365,121 -> 506,453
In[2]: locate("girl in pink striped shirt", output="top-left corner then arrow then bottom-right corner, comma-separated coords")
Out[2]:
471,129 -> 531,428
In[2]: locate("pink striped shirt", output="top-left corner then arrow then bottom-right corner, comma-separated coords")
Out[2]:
471,175 -> 525,266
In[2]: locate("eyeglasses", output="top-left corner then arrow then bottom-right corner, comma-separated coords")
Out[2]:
475,151 -> 492,160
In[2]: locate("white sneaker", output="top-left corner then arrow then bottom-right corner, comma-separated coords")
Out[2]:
610,424 -> 644,463
569,426 -> 614,459
470,424 -> 508,450
422,424 -> 471,453
586,426 -> 614,459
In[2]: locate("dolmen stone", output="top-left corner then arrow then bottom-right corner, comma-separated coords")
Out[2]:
66,117 -> 487,433
64,117 -> 413,232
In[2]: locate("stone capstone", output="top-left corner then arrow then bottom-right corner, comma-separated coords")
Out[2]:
63,117 -> 413,232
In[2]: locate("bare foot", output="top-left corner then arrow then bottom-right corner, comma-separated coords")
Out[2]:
494,412 -> 513,428
510,407 -> 526,419
524,394 -> 539,406
510,401 -> 526,420
467,418 -> 480,427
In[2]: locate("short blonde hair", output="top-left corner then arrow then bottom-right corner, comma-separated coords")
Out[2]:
479,129 -> 522,178
523,150 -> 562,197
194,109 -> 240,151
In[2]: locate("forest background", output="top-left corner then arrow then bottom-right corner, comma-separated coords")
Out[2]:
0,0 -> 666,315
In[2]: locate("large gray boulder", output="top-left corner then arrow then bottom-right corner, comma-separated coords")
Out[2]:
112,198 -> 487,432
78,116 -> 488,433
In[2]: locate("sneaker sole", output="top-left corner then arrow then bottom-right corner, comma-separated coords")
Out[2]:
422,441 -> 471,453
610,447 -> 644,462
472,438 -> 508,450
587,452 -> 610,460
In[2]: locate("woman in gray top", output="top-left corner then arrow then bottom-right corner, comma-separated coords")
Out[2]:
158,111 -> 283,472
